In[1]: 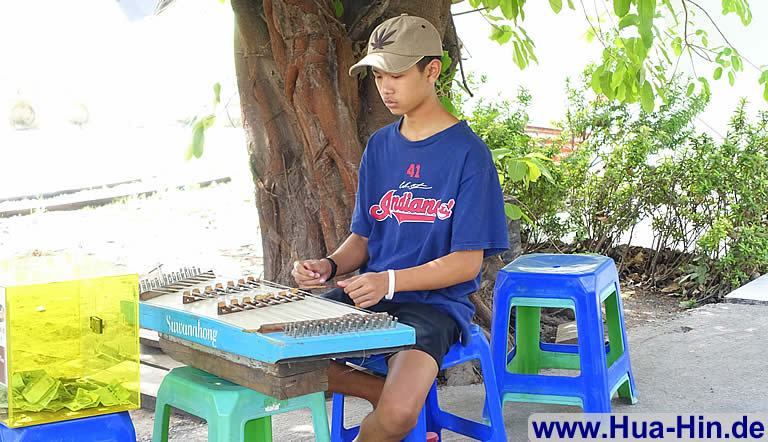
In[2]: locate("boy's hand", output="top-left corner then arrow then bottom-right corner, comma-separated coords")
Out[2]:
292,259 -> 332,287
337,272 -> 388,309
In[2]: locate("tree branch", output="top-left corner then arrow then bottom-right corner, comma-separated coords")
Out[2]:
684,0 -> 762,72
348,0 -> 390,41
579,0 -> 607,49
452,7 -> 487,16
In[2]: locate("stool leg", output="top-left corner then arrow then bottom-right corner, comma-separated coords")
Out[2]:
402,405 -> 427,442
478,333 -> 508,442
606,283 -> 638,403
424,381 -> 440,435
151,400 -> 173,442
307,392 -> 331,442
244,416 -> 273,442
575,296 -> 612,412
208,418 -> 236,442
510,306 -> 542,374
491,292 -> 514,398
331,393 -> 351,441
604,290 -> 625,366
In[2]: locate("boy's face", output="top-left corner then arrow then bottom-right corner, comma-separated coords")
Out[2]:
372,60 -> 440,116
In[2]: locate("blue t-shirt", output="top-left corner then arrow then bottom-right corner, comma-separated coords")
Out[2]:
350,118 -> 509,343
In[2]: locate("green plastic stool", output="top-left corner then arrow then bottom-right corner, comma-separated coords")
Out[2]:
152,366 -> 331,442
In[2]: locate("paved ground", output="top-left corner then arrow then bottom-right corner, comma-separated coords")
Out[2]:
130,302 -> 768,441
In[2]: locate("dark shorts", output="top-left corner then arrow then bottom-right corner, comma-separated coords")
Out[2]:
322,288 -> 460,368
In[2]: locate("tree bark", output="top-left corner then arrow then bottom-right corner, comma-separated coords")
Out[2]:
231,0 -> 458,283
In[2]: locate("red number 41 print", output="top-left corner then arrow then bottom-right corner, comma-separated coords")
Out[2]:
406,163 -> 421,178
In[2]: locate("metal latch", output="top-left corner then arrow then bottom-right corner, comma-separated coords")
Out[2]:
90,316 -> 105,334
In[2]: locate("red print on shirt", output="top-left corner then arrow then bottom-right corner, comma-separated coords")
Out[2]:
369,190 -> 455,224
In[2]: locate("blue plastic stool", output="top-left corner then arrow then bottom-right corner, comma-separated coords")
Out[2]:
0,411 -> 136,442
331,324 -> 506,441
491,253 -> 638,412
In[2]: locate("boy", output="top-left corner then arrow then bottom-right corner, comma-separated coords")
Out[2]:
292,14 -> 509,442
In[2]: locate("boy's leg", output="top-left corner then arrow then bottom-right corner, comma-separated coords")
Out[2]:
355,349 -> 439,442
324,288 -> 387,406
328,361 -> 386,407
322,289 -> 460,440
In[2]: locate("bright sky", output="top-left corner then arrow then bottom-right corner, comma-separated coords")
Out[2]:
0,0 -> 766,135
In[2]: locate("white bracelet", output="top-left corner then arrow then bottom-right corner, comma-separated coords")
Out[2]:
386,269 -> 395,300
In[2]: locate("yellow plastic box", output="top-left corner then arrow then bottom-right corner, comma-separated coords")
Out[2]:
0,255 -> 140,428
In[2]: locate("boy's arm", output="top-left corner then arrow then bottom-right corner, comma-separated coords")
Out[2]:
337,250 -> 483,308
292,233 -> 369,287
328,233 -> 369,277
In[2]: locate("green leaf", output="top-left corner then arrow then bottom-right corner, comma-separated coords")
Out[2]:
698,76 -> 711,96
686,82 -> 695,96
611,63 -> 626,89
616,82 -> 627,101
526,151 -> 554,161
549,0 -> 563,13
760,70 -> 768,84
332,0 -> 343,18
507,159 -> 528,182
671,37 -> 682,56
614,0 -> 630,17
641,81 -> 654,112
523,159 -> 542,181
659,43 -> 672,65
469,0 -> 482,8
212,83 -> 221,105
512,41 -> 526,69
439,95 -> 458,116
189,122 -> 205,159
500,0 -> 517,19
618,14 -> 639,29
639,27 -> 653,49
713,66 -> 723,80
638,0 -> 656,25
679,299 -> 697,309
763,83 -> 768,102
201,114 -> 216,129
527,157 -> 555,182
490,25 -> 513,45
591,67 -> 604,93
600,70 -> 614,99
728,70 -> 735,86
504,202 -> 523,220
491,148 -> 512,161
440,50 -> 453,75
567,0 -> 575,9
585,28 -> 596,43
731,55 -> 742,71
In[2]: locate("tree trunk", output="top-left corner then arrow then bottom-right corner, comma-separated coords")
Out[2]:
231,0 -> 458,284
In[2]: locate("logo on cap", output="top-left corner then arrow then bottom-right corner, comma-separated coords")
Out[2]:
370,27 -> 397,50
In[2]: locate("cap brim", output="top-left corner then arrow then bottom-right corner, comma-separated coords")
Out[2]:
348,52 -> 423,77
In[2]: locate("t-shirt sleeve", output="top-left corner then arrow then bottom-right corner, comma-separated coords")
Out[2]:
350,149 -> 371,238
450,166 -> 510,257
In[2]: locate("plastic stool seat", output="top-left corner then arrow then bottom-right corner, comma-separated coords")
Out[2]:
152,366 -> 330,442
331,324 -> 506,441
491,253 -> 638,413
0,412 -> 135,442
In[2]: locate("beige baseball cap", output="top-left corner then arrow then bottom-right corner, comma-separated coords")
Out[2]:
349,14 -> 443,77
